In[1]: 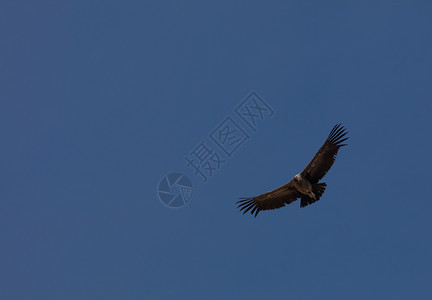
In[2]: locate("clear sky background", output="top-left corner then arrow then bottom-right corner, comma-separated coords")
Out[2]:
1,1 -> 432,299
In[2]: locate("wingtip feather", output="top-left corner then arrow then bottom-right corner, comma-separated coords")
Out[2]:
328,124 -> 349,145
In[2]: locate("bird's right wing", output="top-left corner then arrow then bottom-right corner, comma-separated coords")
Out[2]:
237,181 -> 301,217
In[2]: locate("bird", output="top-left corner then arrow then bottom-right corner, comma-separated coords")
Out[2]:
237,123 -> 349,217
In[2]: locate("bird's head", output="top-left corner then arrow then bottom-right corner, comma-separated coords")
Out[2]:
293,174 -> 301,182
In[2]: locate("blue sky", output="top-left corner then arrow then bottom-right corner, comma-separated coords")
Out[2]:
1,1 -> 432,299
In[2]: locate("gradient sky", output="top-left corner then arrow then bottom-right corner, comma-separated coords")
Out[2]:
1,1 -> 432,299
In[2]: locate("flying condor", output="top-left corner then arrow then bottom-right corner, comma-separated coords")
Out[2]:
237,124 -> 349,217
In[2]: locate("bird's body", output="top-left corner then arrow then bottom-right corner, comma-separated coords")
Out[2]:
292,174 -> 314,199
237,124 -> 348,217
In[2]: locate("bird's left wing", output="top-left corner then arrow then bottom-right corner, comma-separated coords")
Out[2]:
301,124 -> 349,184
237,181 -> 301,217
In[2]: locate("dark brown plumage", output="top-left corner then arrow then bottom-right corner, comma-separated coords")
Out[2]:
237,124 -> 348,217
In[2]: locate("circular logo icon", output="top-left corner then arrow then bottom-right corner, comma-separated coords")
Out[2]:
157,173 -> 193,208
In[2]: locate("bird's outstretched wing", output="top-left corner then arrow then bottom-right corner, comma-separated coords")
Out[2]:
237,181 -> 301,217
301,124 -> 349,184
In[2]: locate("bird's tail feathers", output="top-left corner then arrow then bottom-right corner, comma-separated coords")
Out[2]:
300,183 -> 326,207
